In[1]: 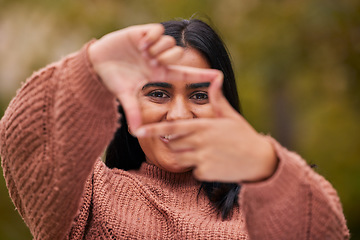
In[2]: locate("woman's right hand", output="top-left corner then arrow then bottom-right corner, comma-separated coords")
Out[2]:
88,24 -> 186,131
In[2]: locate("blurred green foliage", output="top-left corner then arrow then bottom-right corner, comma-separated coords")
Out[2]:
0,0 -> 359,239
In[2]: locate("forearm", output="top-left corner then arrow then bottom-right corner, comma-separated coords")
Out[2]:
0,41 -> 119,239
240,137 -> 349,240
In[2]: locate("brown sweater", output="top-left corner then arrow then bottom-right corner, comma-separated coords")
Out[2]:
0,42 -> 349,239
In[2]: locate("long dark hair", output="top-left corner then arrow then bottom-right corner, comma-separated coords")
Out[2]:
106,18 -> 241,220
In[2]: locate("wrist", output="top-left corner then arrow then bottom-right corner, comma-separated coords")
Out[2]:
246,135 -> 278,183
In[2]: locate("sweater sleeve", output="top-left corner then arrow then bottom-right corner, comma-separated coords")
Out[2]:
0,42 -> 119,239
239,137 -> 349,240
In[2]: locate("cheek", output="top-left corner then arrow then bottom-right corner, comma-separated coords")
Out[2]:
140,102 -> 167,124
137,137 -> 155,162
137,137 -> 152,152
192,104 -> 215,118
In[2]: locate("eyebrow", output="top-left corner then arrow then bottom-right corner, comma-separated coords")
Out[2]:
142,82 -> 210,90
142,82 -> 172,90
186,82 -> 210,89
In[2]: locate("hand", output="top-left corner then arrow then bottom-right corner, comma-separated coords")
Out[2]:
136,75 -> 278,183
89,24 -> 219,131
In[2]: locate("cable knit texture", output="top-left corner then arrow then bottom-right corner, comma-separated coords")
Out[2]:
0,42 -> 349,239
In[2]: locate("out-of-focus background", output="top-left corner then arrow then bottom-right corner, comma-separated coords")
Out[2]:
0,0 -> 359,239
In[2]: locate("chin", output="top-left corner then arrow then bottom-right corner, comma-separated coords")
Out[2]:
140,138 -> 192,173
146,155 -> 192,173
164,164 -> 192,173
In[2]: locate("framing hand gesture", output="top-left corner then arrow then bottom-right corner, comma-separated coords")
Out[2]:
89,24 -> 220,131
136,76 -> 278,183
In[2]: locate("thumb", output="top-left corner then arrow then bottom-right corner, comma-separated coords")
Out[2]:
209,72 -> 238,118
117,92 -> 142,132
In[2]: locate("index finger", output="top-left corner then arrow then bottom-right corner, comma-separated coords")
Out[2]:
135,119 -> 208,138
137,24 -> 165,51
150,65 -> 222,84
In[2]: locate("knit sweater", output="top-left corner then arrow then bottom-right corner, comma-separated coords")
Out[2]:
0,42 -> 349,240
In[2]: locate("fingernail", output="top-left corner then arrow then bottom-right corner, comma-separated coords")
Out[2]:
135,128 -> 146,137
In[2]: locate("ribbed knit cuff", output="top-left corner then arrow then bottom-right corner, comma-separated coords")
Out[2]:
238,137 -> 349,239
61,40 -> 117,114
240,136 -> 309,205
238,136 -> 311,239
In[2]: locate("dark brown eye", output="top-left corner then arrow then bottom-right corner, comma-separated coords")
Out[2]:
147,90 -> 169,98
146,90 -> 170,103
190,92 -> 209,104
192,93 -> 208,100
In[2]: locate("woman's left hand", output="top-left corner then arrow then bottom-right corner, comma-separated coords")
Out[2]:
136,74 -> 278,183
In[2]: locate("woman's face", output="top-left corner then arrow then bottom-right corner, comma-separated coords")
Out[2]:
137,48 -> 214,172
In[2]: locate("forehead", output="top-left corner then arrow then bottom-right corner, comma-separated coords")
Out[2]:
179,48 -> 210,69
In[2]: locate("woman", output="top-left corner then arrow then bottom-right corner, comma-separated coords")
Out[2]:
0,19 -> 349,239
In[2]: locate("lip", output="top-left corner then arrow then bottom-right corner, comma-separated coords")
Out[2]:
159,134 -> 180,143
160,136 -> 170,143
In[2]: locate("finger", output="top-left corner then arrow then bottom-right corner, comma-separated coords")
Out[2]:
166,135 -> 199,152
173,150 -> 197,168
147,35 -> 176,57
117,92 -> 142,131
172,150 -> 217,180
156,46 -> 184,65
145,46 -> 184,68
138,24 -> 165,51
151,65 -> 220,83
135,119 -> 207,138
208,71 -> 238,118
192,166 -> 217,182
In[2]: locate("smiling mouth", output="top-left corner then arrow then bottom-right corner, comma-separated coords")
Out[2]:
160,135 -> 179,142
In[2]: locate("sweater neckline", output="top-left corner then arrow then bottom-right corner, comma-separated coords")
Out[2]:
133,162 -> 199,187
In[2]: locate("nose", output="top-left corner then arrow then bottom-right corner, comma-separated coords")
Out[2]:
166,96 -> 194,121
